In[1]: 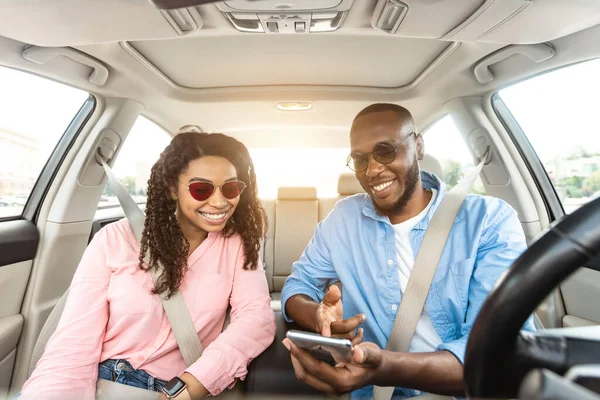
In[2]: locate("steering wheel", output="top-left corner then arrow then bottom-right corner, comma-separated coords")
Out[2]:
464,196 -> 600,398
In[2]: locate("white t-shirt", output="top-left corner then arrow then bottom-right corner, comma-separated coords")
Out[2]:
392,188 -> 443,353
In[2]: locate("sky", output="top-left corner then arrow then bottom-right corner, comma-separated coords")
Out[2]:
2,57 -> 600,200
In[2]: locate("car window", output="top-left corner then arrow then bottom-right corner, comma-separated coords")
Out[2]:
0,67 -> 89,218
424,115 -> 486,194
99,116 -> 171,209
498,58 -> 600,214
249,148 -> 349,198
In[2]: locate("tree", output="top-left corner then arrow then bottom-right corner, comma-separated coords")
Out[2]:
561,176 -> 584,189
560,175 -> 585,198
584,170 -> 600,195
444,160 -> 463,189
565,186 -> 584,198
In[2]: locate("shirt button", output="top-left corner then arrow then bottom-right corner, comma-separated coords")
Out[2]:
391,304 -> 398,311
387,259 -> 393,266
137,355 -> 144,362
215,389 -> 221,394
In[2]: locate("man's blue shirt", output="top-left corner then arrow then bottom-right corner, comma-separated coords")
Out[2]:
281,172 -> 535,398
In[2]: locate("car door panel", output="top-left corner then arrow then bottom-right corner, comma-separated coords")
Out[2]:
0,221 -> 39,267
8,220 -> 92,394
0,222 -> 39,399
561,268 -> 600,326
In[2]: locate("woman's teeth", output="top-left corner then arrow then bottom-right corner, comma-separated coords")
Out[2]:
373,181 -> 393,192
200,212 -> 226,220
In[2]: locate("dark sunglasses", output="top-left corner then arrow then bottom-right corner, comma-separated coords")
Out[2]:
179,180 -> 246,202
346,132 -> 415,172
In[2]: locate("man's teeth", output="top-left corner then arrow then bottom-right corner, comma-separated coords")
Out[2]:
373,181 -> 393,192
200,212 -> 226,220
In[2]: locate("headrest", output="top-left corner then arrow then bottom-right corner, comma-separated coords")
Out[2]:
419,154 -> 444,180
338,173 -> 365,196
277,187 -> 318,201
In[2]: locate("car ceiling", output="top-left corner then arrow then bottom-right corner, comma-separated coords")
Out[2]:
1,0 -> 600,147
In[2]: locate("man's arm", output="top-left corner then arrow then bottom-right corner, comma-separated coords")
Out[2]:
375,350 -> 464,396
285,294 -> 320,332
282,209 -> 365,340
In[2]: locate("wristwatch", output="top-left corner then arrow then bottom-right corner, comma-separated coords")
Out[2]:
163,377 -> 187,399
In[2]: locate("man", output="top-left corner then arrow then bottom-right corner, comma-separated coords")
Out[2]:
280,103 -> 534,399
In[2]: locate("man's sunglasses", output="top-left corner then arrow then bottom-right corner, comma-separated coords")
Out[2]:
179,180 -> 246,202
346,132 -> 415,172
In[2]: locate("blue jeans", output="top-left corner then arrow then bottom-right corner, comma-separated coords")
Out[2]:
98,359 -> 167,392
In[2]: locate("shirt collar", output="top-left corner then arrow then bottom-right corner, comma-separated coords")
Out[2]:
361,171 -> 447,230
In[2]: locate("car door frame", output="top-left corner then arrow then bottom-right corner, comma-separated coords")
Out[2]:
0,89 -> 96,398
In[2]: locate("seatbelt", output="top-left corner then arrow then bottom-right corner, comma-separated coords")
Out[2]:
98,153 -> 204,366
372,151 -> 489,400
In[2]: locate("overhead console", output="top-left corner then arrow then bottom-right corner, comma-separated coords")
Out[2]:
215,0 -> 354,33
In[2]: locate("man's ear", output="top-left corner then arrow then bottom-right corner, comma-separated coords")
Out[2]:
415,134 -> 425,160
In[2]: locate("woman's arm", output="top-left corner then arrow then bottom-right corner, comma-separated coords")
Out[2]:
20,228 -> 113,400
184,245 -> 276,398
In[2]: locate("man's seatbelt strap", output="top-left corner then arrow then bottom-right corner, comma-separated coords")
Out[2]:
373,152 -> 488,400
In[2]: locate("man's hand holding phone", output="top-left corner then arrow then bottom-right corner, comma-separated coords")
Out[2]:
316,284 -> 365,345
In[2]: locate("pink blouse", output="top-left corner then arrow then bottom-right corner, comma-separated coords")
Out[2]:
21,219 -> 276,399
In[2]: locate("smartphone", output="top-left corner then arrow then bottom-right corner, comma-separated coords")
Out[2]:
286,330 -> 353,363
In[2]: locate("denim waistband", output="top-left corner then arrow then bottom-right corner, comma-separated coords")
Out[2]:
98,359 -> 167,393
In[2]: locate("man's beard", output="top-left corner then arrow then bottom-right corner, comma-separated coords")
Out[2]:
373,157 -> 420,218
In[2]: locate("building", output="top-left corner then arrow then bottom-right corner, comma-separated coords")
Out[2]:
0,129 -> 40,196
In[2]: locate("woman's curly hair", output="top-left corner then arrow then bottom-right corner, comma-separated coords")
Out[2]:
139,132 -> 266,297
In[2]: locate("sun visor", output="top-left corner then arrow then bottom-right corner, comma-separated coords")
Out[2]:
371,0 -> 600,45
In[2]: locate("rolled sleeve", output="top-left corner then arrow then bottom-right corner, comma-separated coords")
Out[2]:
436,201 -> 535,364
436,335 -> 468,364
281,217 -> 340,323
185,250 -> 275,395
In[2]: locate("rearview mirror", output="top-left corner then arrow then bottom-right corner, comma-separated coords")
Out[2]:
150,0 -> 261,9
150,0 -> 221,8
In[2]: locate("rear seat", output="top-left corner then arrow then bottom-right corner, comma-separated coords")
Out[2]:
262,154 -> 445,310
319,172 -> 366,221
268,187 -> 319,311
260,199 -> 275,293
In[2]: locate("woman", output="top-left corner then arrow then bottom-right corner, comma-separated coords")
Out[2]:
21,132 -> 276,400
